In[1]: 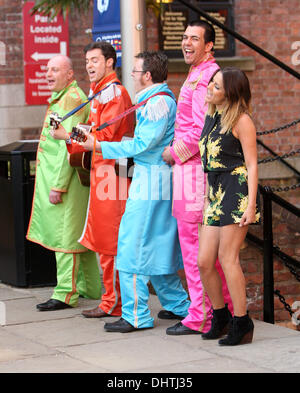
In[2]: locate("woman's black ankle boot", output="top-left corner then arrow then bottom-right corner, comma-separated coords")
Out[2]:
202,304 -> 232,340
218,313 -> 254,346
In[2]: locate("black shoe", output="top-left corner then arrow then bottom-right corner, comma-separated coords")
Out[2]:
157,310 -> 185,320
218,313 -> 254,346
166,322 -> 202,335
36,299 -> 72,311
202,304 -> 232,340
104,318 -> 152,333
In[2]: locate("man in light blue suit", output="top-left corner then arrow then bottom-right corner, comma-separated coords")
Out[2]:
80,51 -> 190,332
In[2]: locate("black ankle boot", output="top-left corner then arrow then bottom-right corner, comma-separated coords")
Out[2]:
202,304 -> 232,340
218,313 -> 254,346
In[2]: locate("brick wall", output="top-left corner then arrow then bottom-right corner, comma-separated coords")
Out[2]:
234,0 -> 300,156
0,0 -> 23,84
68,8 -> 94,97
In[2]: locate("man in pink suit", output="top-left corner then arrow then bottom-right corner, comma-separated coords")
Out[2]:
162,20 -> 233,335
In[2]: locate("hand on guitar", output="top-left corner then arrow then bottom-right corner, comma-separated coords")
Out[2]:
70,124 -> 98,152
50,124 -> 70,141
49,112 -> 69,141
49,112 -> 62,130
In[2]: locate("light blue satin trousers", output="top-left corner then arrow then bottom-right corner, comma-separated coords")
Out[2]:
119,271 -> 190,328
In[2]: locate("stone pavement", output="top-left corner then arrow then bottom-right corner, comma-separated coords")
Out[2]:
0,282 -> 299,374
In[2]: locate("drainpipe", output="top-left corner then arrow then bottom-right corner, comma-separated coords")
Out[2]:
120,0 -> 147,100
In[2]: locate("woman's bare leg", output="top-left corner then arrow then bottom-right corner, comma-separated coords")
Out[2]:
218,224 -> 248,316
197,225 -> 224,309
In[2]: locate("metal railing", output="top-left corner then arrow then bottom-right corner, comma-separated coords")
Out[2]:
247,186 -> 300,324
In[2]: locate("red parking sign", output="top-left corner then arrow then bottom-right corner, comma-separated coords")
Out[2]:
23,2 -> 69,105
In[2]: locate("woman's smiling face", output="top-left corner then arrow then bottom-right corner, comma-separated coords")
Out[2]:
206,71 -> 226,107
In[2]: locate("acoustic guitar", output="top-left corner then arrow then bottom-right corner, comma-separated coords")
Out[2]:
70,126 -> 134,179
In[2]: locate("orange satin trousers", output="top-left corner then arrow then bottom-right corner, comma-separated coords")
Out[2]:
98,254 -> 122,316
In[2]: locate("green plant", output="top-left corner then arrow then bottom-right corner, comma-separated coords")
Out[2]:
24,0 -> 163,19
23,0 -> 92,19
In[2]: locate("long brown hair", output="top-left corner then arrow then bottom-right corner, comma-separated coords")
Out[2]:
207,67 -> 252,133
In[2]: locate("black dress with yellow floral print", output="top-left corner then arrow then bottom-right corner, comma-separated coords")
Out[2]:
199,111 -> 260,226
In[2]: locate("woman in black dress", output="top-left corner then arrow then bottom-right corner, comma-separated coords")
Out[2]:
198,67 -> 260,346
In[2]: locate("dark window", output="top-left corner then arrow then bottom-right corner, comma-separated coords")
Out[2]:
158,0 -> 235,57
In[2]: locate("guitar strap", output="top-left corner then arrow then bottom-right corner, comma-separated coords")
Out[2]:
59,83 -> 174,132
68,90 -> 175,183
59,81 -> 121,124
96,92 -> 175,131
